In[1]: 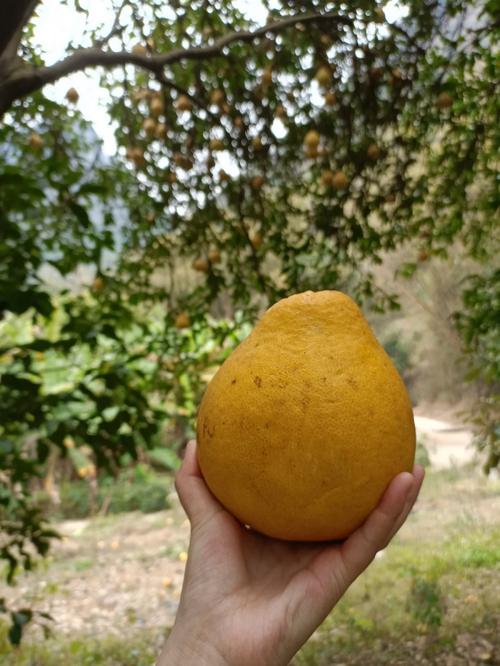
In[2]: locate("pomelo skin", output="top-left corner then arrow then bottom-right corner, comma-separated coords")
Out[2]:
197,290 -> 416,541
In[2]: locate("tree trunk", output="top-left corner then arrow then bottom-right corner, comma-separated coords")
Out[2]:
0,0 -> 39,59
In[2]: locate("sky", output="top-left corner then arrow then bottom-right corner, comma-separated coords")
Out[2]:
33,1 -> 405,154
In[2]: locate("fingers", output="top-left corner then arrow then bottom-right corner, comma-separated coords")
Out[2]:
381,464 -> 425,549
175,440 -> 224,528
337,466 -> 424,587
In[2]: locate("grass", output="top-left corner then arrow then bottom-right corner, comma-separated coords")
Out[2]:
1,466 -> 499,665
293,554 -> 499,665
0,625 -> 165,666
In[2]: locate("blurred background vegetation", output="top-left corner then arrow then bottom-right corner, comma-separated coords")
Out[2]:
0,0 -> 498,660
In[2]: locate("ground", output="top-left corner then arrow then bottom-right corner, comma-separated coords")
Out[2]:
1,412 -> 499,665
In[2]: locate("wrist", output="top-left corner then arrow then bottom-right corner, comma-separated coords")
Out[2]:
157,625 -> 230,666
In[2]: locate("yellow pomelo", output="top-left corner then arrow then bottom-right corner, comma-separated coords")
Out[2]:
197,290 -> 415,541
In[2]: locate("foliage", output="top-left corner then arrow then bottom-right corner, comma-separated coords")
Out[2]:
454,269 -> 500,472
415,438 -> 431,468
36,465 -> 171,520
408,574 -> 444,628
382,332 -> 412,377
0,622 -> 161,665
0,0 -> 498,642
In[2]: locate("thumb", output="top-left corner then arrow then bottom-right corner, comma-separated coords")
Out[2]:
175,440 -> 224,528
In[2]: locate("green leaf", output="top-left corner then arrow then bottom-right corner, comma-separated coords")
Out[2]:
69,202 -> 91,228
78,183 -> 109,196
148,447 -> 181,471
0,289 -> 53,317
8,610 -> 33,646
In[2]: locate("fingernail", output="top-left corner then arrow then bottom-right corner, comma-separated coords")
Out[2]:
181,440 -> 196,459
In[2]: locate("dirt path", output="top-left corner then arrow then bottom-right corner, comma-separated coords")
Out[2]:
4,497 -> 190,638
414,414 -> 477,470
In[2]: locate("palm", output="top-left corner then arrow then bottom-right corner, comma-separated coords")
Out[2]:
202,505 -> 330,595
184,507 -> 337,665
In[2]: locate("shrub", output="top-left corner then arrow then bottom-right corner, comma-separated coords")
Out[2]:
42,466 -> 171,520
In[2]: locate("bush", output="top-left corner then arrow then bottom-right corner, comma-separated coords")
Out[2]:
415,438 -> 431,468
383,334 -> 413,381
408,574 -> 444,628
42,465 -> 171,520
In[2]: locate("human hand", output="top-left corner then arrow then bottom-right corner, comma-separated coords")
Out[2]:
158,441 -> 424,666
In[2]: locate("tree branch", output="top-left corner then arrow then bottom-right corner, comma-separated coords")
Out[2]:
0,11 -> 350,115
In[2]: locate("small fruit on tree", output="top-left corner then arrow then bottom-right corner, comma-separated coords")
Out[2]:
208,248 -> 221,264
29,132 -> 44,150
315,65 -> 332,88
192,257 -> 210,272
155,123 -> 167,140
252,136 -> 264,152
304,130 -> 321,148
249,231 -> 263,249
210,89 -> 225,106
324,91 -> 337,106
143,118 -> 157,137
175,312 -> 191,329
436,92 -> 453,109
92,276 -> 104,292
176,95 -> 192,112
367,143 -> 381,161
173,153 -> 193,170
274,105 -> 287,119
250,175 -> 265,190
150,97 -> 164,117
209,138 -> 225,151
66,87 -> 79,104
305,146 -> 319,159
332,170 -> 349,189
129,147 -> 146,169
132,44 -> 148,56
390,68 -> 403,86
132,88 -> 149,103
131,88 -> 146,103
261,67 -> 273,86
322,169 -> 335,187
